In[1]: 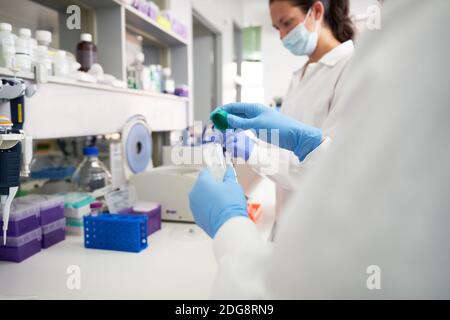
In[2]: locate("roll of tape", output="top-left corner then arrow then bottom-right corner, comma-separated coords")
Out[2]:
122,117 -> 153,178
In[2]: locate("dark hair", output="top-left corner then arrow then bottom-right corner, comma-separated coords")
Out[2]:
269,0 -> 355,42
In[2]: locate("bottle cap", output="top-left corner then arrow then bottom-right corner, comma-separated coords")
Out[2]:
35,30 -> 52,45
19,28 -> 32,38
210,109 -> 230,132
90,202 -> 103,209
83,147 -> 99,156
0,23 -> 12,32
81,33 -> 92,42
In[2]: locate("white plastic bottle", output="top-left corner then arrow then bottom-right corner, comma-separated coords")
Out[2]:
36,45 -> 52,74
16,28 -> 33,71
35,30 -> 52,47
53,50 -> 69,76
0,23 -> 15,68
162,67 -> 175,94
15,38 -> 32,72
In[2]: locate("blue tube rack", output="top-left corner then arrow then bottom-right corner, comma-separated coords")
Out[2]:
83,214 -> 148,253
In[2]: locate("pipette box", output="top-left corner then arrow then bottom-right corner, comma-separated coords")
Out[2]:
64,193 -> 95,219
0,201 -> 40,237
0,228 -> 42,263
119,202 -> 161,237
16,195 -> 65,225
83,214 -> 148,253
41,218 -> 66,249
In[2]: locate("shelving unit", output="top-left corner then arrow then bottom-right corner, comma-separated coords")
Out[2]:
124,3 -> 188,47
1,0 -> 192,140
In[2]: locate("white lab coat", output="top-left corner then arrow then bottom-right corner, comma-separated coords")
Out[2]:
211,0 -> 450,299
247,40 -> 354,217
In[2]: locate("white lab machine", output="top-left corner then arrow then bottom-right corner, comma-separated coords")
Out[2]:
130,165 -> 200,222
130,143 -> 227,222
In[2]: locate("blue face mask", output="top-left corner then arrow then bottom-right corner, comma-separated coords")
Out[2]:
282,9 -> 320,57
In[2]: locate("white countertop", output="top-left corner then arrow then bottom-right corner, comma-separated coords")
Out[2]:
0,177 -> 275,300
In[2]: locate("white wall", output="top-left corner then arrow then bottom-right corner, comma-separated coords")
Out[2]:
190,0 -> 243,106
241,0 -> 381,106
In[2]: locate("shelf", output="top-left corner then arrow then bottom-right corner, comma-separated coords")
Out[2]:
0,69 -> 189,139
123,4 -> 188,47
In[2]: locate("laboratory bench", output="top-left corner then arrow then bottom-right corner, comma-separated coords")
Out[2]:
0,177 -> 276,300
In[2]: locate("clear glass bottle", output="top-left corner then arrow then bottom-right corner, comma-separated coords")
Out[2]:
71,147 -> 112,193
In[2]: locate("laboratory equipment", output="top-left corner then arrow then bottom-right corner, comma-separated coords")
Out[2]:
1,77 -> 34,245
0,201 -> 40,238
0,228 -> 42,263
76,33 -> 97,72
109,116 -> 153,187
120,202 -> 161,237
83,214 -> 148,253
15,194 -> 66,249
41,217 -> 65,249
202,143 -> 227,182
16,194 -> 65,225
64,192 -> 94,235
71,147 -> 112,193
210,109 -> 230,132
130,166 -> 199,222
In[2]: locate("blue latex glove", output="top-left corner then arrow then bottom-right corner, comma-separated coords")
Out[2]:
215,103 -> 323,161
189,166 -> 248,238
223,130 -> 255,161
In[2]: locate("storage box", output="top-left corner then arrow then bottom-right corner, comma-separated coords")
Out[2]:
41,218 -> 66,249
0,201 -> 40,237
118,202 -> 161,237
0,228 -> 42,263
17,195 -> 65,225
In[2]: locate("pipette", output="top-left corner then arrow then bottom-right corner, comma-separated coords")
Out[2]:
1,187 -> 17,245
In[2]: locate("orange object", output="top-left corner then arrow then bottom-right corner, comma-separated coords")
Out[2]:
247,203 -> 262,222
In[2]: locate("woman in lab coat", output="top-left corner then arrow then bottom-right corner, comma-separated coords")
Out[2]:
190,0 -> 450,298
225,0 -> 356,216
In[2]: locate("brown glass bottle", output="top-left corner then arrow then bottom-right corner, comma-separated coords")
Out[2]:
76,33 -> 97,72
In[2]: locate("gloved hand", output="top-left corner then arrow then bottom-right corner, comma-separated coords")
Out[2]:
215,103 -> 323,161
223,130 -> 255,161
189,166 -> 248,238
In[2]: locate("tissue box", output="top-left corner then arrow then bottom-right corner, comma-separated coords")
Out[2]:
0,228 -> 42,263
